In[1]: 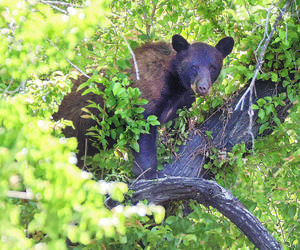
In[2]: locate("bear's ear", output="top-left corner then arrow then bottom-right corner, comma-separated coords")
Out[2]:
215,37 -> 234,58
172,34 -> 190,53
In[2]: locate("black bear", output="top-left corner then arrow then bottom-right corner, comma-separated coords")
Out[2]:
53,34 -> 234,179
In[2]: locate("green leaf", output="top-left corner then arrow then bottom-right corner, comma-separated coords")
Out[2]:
273,116 -> 281,126
265,103 -> 274,115
112,82 -> 122,96
211,97 -> 223,108
135,107 -> 145,114
147,115 -> 160,126
258,109 -> 266,120
136,98 -> 148,105
131,142 -> 140,152
288,205 -> 297,218
256,98 -> 266,107
271,72 -> 278,82
259,122 -> 270,134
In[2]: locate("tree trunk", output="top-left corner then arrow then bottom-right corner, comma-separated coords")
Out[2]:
161,79 -> 292,178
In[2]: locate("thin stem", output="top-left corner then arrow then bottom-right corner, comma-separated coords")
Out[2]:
105,16 -> 140,81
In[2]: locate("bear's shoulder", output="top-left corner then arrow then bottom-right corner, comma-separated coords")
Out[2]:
129,41 -> 176,101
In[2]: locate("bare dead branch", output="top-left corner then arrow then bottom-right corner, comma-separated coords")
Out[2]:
7,189 -> 34,200
233,1 -> 291,152
235,1 -> 291,111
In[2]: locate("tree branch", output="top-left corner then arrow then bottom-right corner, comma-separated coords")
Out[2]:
233,1 -> 291,151
44,37 -> 91,79
40,0 -> 83,9
130,177 -> 282,250
2,79 -> 26,97
159,79 -> 293,178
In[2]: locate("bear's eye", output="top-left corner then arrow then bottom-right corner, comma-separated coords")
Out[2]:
191,65 -> 198,73
210,65 -> 217,74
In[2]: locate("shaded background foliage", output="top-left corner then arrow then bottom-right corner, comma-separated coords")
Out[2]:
0,0 -> 299,249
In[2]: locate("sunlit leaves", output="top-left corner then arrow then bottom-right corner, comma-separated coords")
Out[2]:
85,73 -> 159,156
0,0 -> 107,87
252,94 -> 286,134
0,0 -> 299,249
0,98 -> 163,248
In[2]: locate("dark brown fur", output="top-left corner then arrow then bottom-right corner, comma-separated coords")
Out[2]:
53,41 -> 175,167
128,42 -> 175,113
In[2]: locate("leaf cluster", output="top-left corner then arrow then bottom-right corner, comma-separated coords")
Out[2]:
83,73 -> 159,154
0,0 -> 299,249
0,98 -> 165,249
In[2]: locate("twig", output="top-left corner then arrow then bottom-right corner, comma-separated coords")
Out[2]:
7,189 -> 34,200
40,0 -> 83,8
43,2 -> 67,14
105,16 -> 140,81
292,0 -> 300,22
4,7 -> 16,34
282,224 -> 297,248
235,1 -> 290,111
2,79 -> 25,97
243,0 -> 251,17
40,1 -> 84,14
44,37 -> 90,79
141,0 -> 150,37
141,0 -> 157,37
84,138 -> 88,168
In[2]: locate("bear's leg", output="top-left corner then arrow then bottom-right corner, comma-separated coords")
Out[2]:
132,125 -> 158,179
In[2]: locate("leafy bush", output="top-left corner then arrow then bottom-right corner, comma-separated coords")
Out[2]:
82,72 -> 159,153
0,98 -> 165,249
0,0 -> 299,249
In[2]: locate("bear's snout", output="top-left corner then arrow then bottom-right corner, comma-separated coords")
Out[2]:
198,84 -> 210,96
192,73 -> 211,96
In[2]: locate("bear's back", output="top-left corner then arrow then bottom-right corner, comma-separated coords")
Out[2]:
129,41 -> 175,101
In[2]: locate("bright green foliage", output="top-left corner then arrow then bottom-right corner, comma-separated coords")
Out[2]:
0,0 -> 107,88
0,98 -> 122,248
77,72 -> 159,178
0,98 -> 165,249
0,0 -> 300,249
252,94 -> 287,134
83,72 -> 159,153
157,109 -> 190,169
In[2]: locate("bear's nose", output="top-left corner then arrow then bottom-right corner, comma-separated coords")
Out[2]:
198,85 -> 208,96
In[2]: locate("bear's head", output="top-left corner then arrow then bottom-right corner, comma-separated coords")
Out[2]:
172,34 -> 234,96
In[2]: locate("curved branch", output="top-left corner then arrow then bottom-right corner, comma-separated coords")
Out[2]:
131,177 -> 282,250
